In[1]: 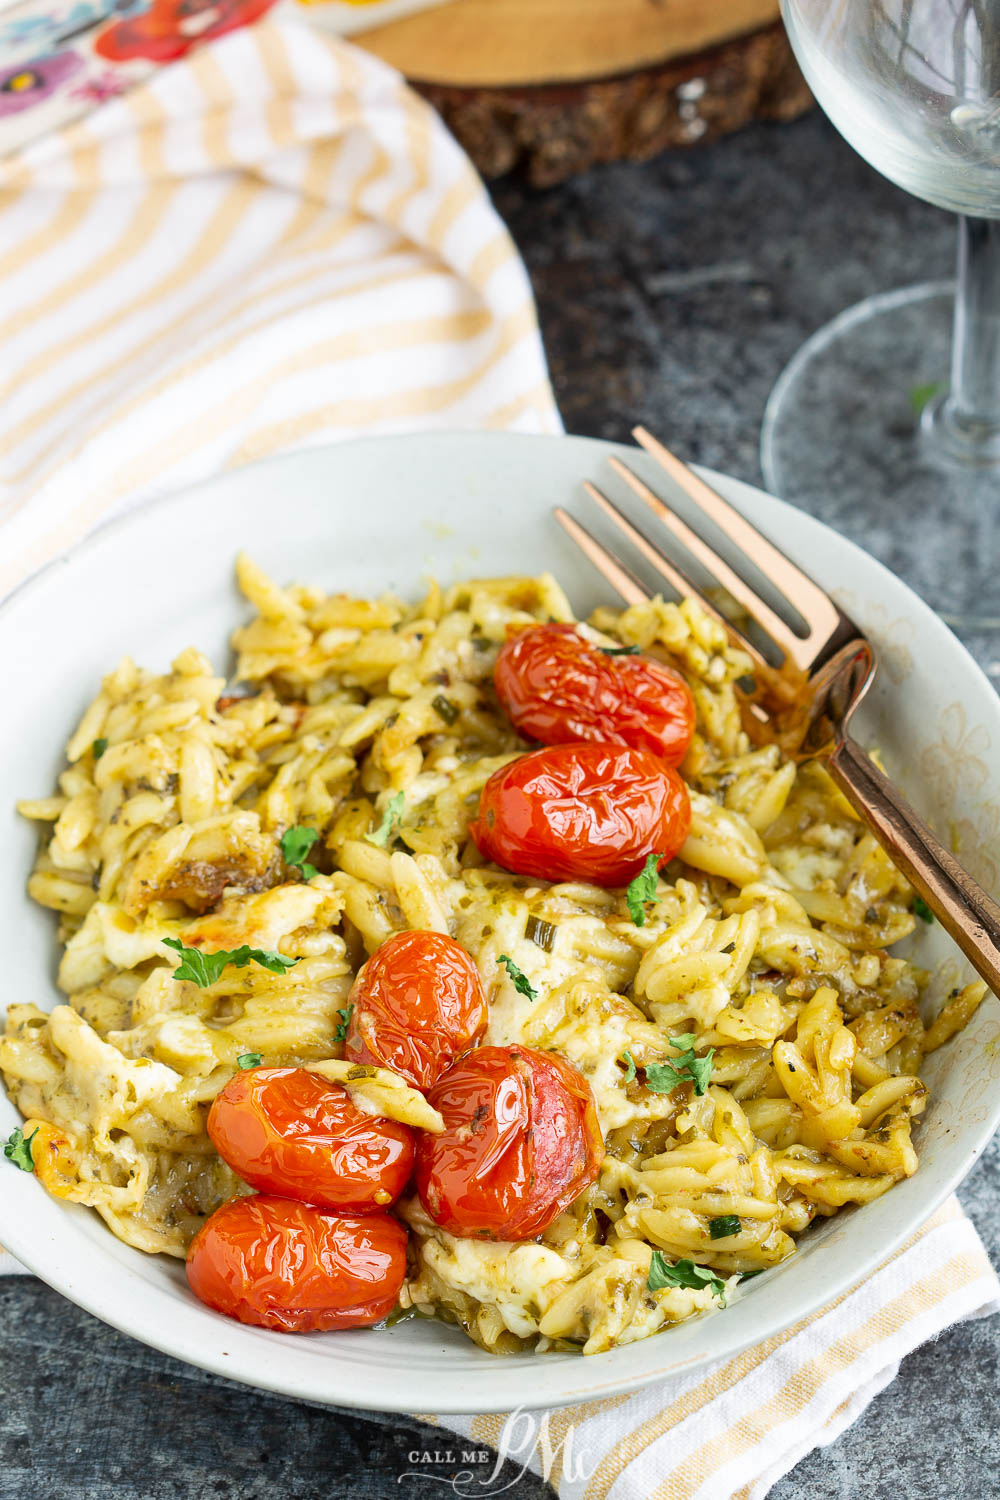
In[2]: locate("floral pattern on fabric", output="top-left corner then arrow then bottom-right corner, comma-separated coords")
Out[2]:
94,0 -> 278,62
0,49 -> 82,114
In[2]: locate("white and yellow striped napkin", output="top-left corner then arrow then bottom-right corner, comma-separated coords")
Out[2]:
0,23 -> 996,1500
437,1198 -> 998,1499
0,17 -> 558,598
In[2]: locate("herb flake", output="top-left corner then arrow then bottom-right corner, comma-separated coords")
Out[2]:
432,694 -> 460,726
644,1060 -> 687,1094
334,1004 -> 354,1043
92,737 -> 108,760
913,896 -> 934,924
647,1251 -> 727,1305
498,954 -> 537,1000
366,791 -> 404,848
626,851 -> 665,927
525,916 -> 557,953
164,937 -> 300,988
236,1052 -> 262,1070
709,1215 -> 741,1239
621,1049 -> 637,1084
4,1126 -> 38,1173
281,825 -> 320,881
644,1033 -> 714,1097
909,381 -> 943,415
601,644 -> 641,656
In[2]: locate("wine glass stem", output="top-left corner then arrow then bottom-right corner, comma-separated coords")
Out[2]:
931,216 -> 1000,462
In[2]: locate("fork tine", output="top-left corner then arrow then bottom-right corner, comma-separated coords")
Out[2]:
580,481 -> 771,670
583,483 -> 699,604
632,426 -> 843,663
607,453 -> 809,668
553,507 -> 650,607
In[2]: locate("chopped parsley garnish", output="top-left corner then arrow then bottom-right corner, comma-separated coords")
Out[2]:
281,825 -> 319,881
236,1052 -> 262,1070
913,896 -> 934,924
643,1033 -> 714,1097
709,1215 -> 741,1239
498,954 -> 537,1000
366,791 -> 405,848
525,916 -> 557,952
4,1126 -> 38,1173
432,694 -> 460,726
644,1060 -> 689,1094
164,938 -> 300,988
647,1251 -> 727,1305
626,852 -> 665,927
334,1004 -> 354,1043
601,644 -> 641,656
92,737 -> 108,760
621,1049 -> 637,1083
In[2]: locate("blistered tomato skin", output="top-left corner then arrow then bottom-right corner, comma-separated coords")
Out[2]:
494,624 -> 696,767
345,930 -> 488,1089
468,742 -> 691,888
415,1045 -> 604,1241
186,1195 -> 407,1332
207,1067 -> 414,1213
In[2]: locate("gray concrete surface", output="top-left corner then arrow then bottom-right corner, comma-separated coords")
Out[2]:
2,108 -> 997,1500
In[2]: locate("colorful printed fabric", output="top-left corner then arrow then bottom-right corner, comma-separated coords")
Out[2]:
0,0 -> 457,155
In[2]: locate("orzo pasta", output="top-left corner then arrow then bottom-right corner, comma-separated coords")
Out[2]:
1,556 -> 982,1354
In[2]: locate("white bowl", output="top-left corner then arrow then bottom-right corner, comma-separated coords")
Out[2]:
2,430 -> 998,1414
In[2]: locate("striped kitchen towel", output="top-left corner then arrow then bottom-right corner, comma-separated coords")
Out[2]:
0,22 -> 996,1500
0,16 -> 559,599
435,1197 -> 998,1499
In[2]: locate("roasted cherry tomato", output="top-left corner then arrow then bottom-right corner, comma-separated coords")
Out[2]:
207,1067 -> 414,1213
469,742 -> 691,887
186,1195 -> 407,1332
415,1044 -> 604,1241
344,930 -> 488,1089
494,623 -> 695,766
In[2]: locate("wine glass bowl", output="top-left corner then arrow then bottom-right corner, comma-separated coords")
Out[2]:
762,0 -> 1000,631
782,1 -> 1000,218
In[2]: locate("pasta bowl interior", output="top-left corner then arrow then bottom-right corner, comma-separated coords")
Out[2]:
1,430 -> 999,1415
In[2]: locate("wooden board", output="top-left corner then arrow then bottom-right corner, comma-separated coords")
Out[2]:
353,1 -> 810,185
403,25 -> 810,186
356,0 -> 784,87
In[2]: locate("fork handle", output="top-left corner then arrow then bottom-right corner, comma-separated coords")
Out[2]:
828,734 -> 1000,996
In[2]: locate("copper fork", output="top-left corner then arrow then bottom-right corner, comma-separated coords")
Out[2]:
557,425 -> 1000,996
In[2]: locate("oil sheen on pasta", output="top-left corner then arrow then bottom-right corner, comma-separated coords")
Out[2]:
1,558 -> 984,1356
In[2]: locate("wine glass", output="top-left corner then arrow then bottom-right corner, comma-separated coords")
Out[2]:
761,1 -> 1000,631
